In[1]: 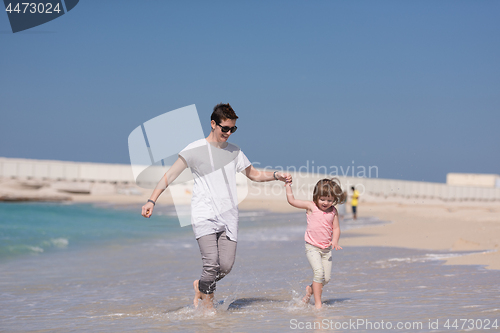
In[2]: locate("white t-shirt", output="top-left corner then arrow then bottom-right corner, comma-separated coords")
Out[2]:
179,139 -> 251,241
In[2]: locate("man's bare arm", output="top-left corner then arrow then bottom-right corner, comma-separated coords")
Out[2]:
141,156 -> 187,218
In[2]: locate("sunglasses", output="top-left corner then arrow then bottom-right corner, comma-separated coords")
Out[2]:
216,122 -> 237,133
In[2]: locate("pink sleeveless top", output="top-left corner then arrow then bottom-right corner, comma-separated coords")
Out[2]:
305,204 -> 337,249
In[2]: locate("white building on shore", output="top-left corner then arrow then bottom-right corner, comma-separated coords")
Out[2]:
447,173 -> 500,189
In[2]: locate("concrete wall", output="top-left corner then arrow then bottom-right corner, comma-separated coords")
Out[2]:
0,158 -> 135,183
1,157 -> 499,202
356,176 -> 500,202
246,173 -> 500,203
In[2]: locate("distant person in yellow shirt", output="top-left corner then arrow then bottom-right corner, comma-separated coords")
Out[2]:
351,186 -> 360,220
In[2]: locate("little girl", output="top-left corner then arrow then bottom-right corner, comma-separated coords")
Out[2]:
285,178 -> 346,309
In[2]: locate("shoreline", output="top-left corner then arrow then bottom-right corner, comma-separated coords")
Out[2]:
68,195 -> 500,271
2,182 -> 499,270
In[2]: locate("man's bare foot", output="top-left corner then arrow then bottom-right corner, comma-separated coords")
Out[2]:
193,280 -> 202,307
199,293 -> 215,312
302,284 -> 313,304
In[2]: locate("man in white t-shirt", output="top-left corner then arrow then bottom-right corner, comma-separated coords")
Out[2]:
141,103 -> 291,309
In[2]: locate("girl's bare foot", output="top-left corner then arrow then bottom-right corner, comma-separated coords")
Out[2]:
302,284 -> 313,304
193,280 -> 202,307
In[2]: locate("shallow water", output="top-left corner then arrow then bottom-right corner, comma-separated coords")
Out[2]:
1,203 -> 499,332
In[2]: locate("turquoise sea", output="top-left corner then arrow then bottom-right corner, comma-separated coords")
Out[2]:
0,202 -> 184,260
1,202 -> 499,332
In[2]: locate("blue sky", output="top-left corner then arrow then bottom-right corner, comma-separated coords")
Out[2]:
1,1 -> 499,183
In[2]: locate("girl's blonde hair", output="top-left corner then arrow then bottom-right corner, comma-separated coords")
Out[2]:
312,178 -> 347,206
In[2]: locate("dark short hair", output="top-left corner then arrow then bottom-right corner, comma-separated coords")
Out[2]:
313,178 -> 347,206
211,103 -> 238,124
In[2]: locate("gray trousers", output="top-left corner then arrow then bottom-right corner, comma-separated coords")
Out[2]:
197,231 -> 237,294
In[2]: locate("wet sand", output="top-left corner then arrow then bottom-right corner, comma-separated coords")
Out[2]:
2,204 -> 499,332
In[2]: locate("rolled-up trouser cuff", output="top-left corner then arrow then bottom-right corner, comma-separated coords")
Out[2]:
198,280 -> 216,294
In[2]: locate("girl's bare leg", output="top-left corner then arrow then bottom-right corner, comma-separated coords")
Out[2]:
302,284 -> 313,303
312,281 -> 323,309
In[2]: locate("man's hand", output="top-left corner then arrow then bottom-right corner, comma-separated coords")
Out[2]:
277,172 -> 292,184
141,202 -> 155,218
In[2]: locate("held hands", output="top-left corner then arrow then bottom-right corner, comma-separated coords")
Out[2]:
141,202 -> 155,218
276,172 -> 292,185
